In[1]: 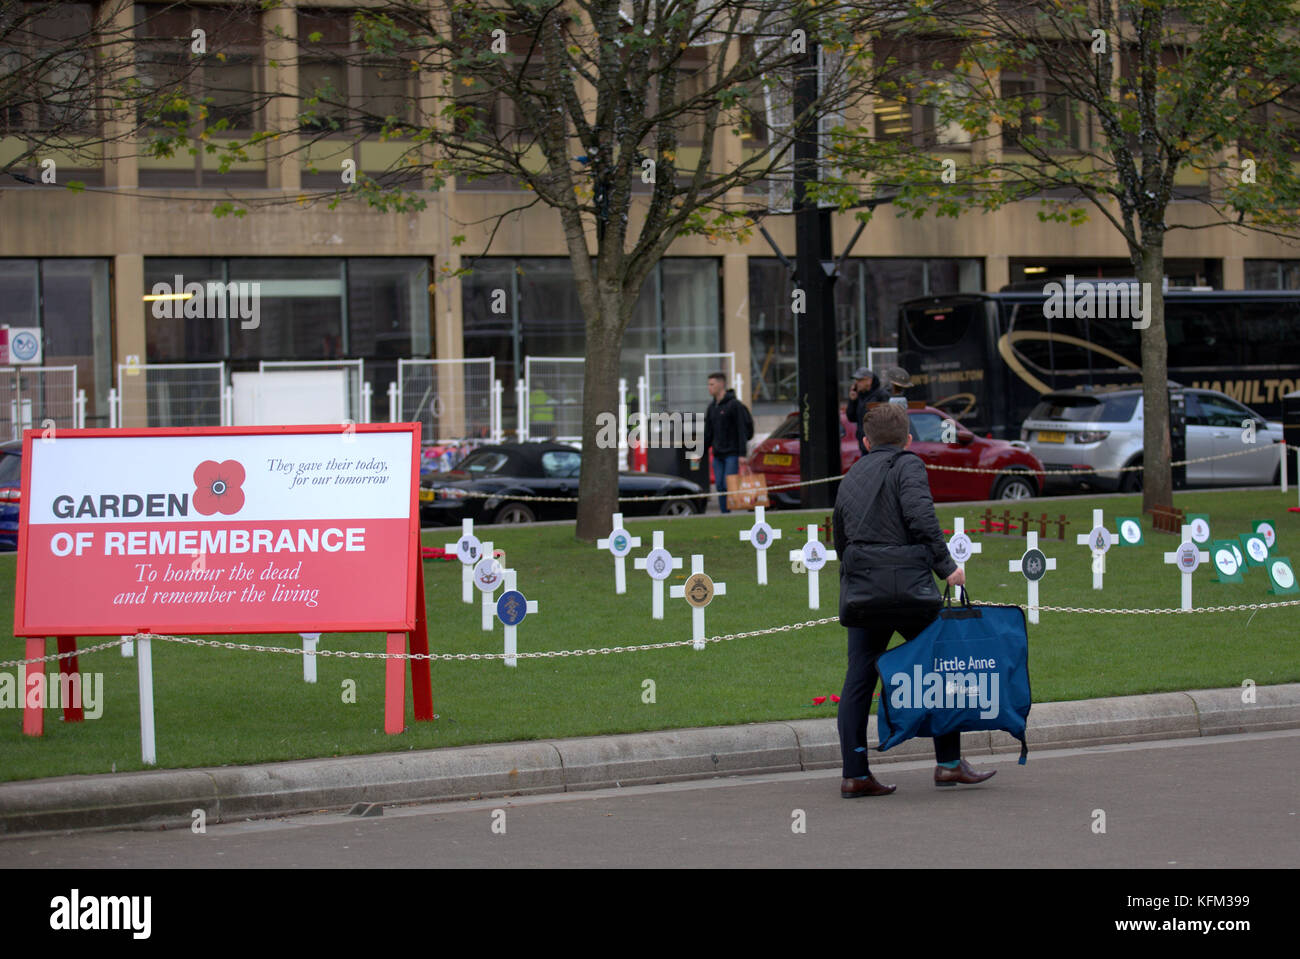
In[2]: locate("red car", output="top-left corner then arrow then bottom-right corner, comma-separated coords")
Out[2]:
749,407 -> 1044,506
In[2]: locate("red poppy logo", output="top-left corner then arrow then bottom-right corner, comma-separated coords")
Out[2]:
192,460 -> 246,516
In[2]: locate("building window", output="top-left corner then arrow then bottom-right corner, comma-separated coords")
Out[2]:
747,257 -> 983,407
0,258 -> 112,427
873,37 -> 971,148
0,2 -> 104,185
135,2 -> 265,188
462,257 -> 721,428
144,257 -> 430,420
1245,260 -> 1300,290
297,7 -> 420,191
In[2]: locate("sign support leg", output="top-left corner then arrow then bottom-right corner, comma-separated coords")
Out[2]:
384,632 -> 406,735
22,637 -> 43,736
410,562 -> 434,721
56,636 -> 83,723
137,635 -> 156,765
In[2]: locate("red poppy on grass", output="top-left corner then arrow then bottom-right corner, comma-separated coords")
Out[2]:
831,695 -> 840,703
812,696 -> 827,706
193,460 -> 246,516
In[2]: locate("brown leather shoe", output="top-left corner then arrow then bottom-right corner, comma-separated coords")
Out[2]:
934,759 -> 996,787
840,774 -> 897,798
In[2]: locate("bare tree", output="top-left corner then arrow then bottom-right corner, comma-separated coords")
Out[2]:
826,0 -> 1300,512
206,0 -> 912,539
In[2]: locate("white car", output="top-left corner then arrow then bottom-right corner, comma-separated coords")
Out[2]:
1020,387 -> 1285,492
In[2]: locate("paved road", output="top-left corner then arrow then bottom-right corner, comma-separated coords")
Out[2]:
2,730 -> 1296,869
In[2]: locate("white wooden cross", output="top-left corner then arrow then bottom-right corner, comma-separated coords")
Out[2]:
1009,531 -> 1056,625
633,529 -> 682,619
493,569 -> 538,668
445,518 -> 482,604
1076,508 -> 1112,590
1164,524 -> 1209,611
471,541 -> 500,630
946,516 -> 981,601
669,554 -> 727,650
739,505 -> 782,585
788,524 -> 837,609
597,512 -> 641,594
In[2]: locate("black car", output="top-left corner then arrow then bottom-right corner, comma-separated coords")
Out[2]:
0,440 -> 20,551
419,442 -> 707,526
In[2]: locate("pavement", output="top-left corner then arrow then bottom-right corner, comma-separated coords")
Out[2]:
3,730 -> 1295,868
1,682 -> 1297,838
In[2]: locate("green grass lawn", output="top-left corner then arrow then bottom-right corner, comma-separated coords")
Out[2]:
2,488 -> 1297,782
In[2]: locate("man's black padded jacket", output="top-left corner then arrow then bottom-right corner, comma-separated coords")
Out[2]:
832,444 -> 957,580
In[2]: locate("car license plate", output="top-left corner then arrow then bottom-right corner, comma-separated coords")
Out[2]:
1037,431 -> 1066,444
419,489 -> 435,502
763,453 -> 792,466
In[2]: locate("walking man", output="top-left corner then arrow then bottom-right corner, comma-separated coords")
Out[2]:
834,402 -> 996,797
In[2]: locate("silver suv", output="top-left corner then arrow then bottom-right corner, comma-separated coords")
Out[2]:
1020,387 -> 1285,492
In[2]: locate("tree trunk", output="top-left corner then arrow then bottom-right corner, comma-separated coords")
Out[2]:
1138,248 -> 1173,513
574,290 -> 625,542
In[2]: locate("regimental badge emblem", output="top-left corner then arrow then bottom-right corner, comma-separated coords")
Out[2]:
684,572 -> 714,608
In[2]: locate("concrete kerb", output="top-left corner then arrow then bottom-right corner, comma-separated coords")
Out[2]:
1,683 -> 1297,837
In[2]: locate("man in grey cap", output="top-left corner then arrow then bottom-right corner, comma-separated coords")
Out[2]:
847,366 -> 891,456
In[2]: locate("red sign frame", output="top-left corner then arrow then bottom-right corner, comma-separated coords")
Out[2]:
14,423 -> 422,637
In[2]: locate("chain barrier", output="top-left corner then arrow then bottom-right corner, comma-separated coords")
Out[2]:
4,598 -> 1297,669
427,443 -> 1285,504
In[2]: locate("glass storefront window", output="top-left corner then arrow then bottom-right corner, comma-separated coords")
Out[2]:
0,258 -> 112,426
144,257 -> 432,420
462,257 -> 721,430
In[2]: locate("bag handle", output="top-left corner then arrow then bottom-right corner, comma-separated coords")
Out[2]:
942,583 -> 973,607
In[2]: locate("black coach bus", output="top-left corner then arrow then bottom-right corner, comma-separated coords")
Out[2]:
898,284 -> 1300,439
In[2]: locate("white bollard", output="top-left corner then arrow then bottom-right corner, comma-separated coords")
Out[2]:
301,633 -> 320,683
121,635 -> 134,657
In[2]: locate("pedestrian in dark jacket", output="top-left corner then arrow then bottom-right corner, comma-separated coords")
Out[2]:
845,366 -> 890,454
833,402 -> 995,798
702,372 -> 749,513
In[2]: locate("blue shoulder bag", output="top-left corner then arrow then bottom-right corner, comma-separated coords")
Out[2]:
875,587 -> 1032,763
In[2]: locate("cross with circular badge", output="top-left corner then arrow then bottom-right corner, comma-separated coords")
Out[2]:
739,505 -> 782,585
444,518 -> 482,604
633,529 -> 683,619
1009,531 -> 1056,624
1163,524 -> 1209,610
669,554 -> 727,650
1075,508 -> 1112,590
946,516 -> 981,601
472,541 -> 503,631
493,568 -> 538,667
788,524 -> 838,610
597,512 -> 642,595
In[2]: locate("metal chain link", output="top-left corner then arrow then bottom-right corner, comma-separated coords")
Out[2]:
4,598 -> 1296,668
429,443 -> 1286,503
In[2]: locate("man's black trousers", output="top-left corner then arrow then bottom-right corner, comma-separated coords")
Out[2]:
838,615 -> 961,777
